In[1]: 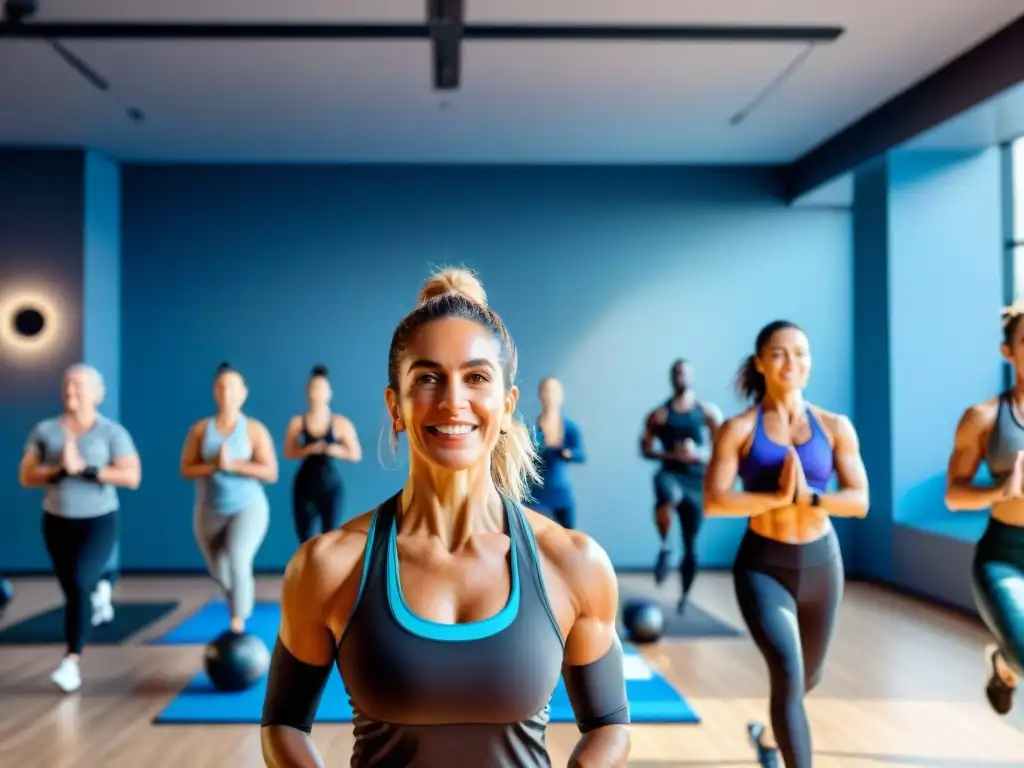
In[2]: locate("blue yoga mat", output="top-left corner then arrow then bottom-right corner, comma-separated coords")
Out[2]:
152,600 -> 700,725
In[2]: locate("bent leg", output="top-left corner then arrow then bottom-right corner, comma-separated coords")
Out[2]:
223,501 -> 270,624
653,471 -> 683,584
319,482 -> 343,532
734,565 -> 811,768
193,506 -> 232,599
676,492 -> 703,608
795,553 -> 844,693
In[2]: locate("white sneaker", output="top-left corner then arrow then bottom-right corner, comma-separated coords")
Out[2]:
91,580 -> 114,626
50,657 -> 81,693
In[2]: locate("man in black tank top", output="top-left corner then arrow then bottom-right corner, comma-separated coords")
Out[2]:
640,359 -> 722,612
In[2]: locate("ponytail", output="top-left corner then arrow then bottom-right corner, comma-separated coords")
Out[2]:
491,417 -> 540,504
737,319 -> 802,403
735,354 -> 766,402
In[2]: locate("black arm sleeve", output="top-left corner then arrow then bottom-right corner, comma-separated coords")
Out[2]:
260,636 -> 333,734
561,634 -> 631,733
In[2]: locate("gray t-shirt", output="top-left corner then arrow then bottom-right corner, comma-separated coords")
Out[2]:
24,415 -> 138,519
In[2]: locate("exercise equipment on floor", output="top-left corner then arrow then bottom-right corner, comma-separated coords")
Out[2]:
204,630 -> 271,692
153,598 -> 701,725
622,597 -> 665,644
0,577 -> 13,611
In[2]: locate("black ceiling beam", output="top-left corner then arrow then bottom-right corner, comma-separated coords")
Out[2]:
0,21 -> 844,43
429,0 -> 463,90
784,13 -> 1024,202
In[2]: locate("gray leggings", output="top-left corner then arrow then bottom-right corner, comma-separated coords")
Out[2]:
193,500 -> 269,621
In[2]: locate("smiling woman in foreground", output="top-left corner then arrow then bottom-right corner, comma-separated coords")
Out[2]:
260,267 -> 630,768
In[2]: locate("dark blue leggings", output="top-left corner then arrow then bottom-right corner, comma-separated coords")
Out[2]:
972,519 -> 1024,677
43,511 -> 118,655
733,529 -> 843,768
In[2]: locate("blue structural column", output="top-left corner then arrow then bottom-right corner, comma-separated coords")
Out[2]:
853,149 -> 1005,583
0,149 -> 122,572
83,152 -> 123,421
852,158 -> 894,580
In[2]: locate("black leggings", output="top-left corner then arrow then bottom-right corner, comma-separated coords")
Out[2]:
971,518 -> 1024,677
293,477 -> 343,544
676,496 -> 702,597
42,511 -> 118,655
733,528 -> 843,768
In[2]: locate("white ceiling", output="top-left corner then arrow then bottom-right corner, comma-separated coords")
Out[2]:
0,0 -> 1022,163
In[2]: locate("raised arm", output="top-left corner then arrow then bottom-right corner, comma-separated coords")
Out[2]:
261,528 -> 368,768
639,409 -> 670,462
99,424 -> 142,489
945,402 -> 1003,510
704,416 -> 790,517
18,426 -> 61,488
691,401 -> 725,464
283,416 -> 310,461
804,414 -> 868,518
325,415 -> 362,463
180,421 -> 217,480
230,420 -> 279,483
562,421 -> 586,463
560,533 -> 630,768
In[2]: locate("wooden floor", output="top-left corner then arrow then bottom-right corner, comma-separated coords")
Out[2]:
1,573 -> 1023,768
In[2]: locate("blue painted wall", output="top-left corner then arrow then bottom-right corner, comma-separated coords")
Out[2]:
0,150 -> 87,571
83,151 -> 122,420
852,148 -> 1005,585
113,165 -> 854,572
888,149 -> 1003,529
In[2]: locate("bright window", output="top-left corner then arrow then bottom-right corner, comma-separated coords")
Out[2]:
1015,137 -> 1024,242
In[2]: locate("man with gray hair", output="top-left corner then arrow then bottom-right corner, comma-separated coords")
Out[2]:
18,363 -> 142,692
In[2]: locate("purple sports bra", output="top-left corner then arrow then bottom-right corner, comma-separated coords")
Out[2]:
737,407 -> 834,493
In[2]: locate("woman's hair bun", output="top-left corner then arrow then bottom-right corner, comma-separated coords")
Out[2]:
216,361 -> 232,373
417,267 -> 487,308
311,363 -> 329,378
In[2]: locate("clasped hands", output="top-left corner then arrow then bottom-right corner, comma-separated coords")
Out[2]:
673,439 -> 701,463
1001,451 -> 1024,500
59,428 -> 99,481
60,431 -> 86,475
774,447 -> 820,511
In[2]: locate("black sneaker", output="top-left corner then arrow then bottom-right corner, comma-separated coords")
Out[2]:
654,549 -> 670,585
986,646 -> 1016,716
747,722 -> 780,768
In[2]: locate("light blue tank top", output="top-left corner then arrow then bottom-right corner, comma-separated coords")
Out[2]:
195,415 -> 266,514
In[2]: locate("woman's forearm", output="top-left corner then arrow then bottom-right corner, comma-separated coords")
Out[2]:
815,488 -> 868,518
19,464 -> 62,488
324,444 -> 360,462
260,726 -> 324,768
228,461 -> 279,483
98,464 -> 142,489
568,725 -> 630,768
705,490 -> 781,517
945,481 -> 1003,511
180,462 -> 216,480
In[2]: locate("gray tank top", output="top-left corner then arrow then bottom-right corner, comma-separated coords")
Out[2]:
337,492 -> 565,768
987,392 -> 1024,482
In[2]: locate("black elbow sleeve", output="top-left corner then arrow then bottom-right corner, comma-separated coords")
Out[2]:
561,635 -> 631,733
260,636 -> 333,734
